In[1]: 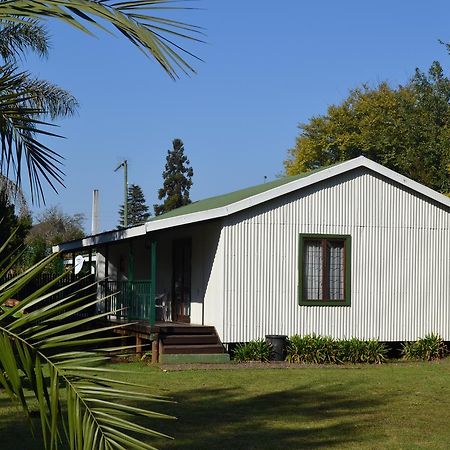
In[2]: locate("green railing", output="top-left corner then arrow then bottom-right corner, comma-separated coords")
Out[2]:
99,280 -> 155,324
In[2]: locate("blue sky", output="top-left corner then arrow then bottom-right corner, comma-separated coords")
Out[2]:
25,0 -> 450,231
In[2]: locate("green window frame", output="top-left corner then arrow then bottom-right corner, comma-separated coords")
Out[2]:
298,234 -> 351,306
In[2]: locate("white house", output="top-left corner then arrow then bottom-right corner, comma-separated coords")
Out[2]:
54,156 -> 450,344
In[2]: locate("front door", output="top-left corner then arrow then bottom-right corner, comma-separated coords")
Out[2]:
172,239 -> 191,323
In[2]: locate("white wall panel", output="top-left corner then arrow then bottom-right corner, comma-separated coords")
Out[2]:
221,168 -> 450,342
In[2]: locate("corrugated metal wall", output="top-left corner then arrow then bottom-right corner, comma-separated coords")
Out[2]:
221,168 -> 450,342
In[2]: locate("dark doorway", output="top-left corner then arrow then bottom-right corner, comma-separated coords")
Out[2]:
172,238 -> 191,322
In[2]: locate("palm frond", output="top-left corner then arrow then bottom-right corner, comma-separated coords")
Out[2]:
0,243 -> 174,449
0,0 -> 204,79
0,64 -> 64,203
22,77 -> 79,119
0,18 -> 49,62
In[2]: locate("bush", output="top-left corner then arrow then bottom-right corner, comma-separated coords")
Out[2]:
401,333 -> 447,361
233,339 -> 271,362
337,338 -> 388,364
286,335 -> 388,364
286,334 -> 339,364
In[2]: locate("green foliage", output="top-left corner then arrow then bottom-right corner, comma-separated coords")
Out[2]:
337,338 -> 388,364
285,61 -> 450,194
21,206 -> 84,274
0,187 -> 32,261
401,333 -> 447,361
0,237 -> 174,449
286,334 -> 339,364
119,183 -> 151,228
154,138 -> 194,216
286,335 -> 388,364
233,339 -> 271,362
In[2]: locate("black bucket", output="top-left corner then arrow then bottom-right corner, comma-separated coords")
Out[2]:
265,335 -> 288,361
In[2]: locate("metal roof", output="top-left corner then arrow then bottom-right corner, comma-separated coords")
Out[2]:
150,167 -> 326,221
53,156 -> 450,252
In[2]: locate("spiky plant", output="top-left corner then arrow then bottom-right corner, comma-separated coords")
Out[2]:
0,232 -> 175,449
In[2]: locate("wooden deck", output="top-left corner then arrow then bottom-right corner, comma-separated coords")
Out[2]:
109,319 -> 226,363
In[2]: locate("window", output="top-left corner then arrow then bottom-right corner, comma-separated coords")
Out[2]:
298,234 -> 351,306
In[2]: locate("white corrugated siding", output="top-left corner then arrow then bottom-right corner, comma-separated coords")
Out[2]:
221,168 -> 450,342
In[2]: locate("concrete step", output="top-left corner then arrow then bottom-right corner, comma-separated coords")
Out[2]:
160,353 -> 230,364
163,344 -> 225,354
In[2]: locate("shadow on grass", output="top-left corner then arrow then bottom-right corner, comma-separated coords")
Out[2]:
0,378 -> 384,450
147,381 -> 384,450
0,397 -> 48,450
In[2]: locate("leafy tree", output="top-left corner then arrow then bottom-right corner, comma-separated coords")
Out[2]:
284,61 -> 450,194
118,183 -> 151,227
154,138 -> 194,215
0,1 -> 201,202
22,206 -> 85,273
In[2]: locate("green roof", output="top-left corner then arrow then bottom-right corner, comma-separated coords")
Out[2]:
151,166 -> 328,221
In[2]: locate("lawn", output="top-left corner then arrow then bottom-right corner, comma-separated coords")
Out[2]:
2,359 -> 450,449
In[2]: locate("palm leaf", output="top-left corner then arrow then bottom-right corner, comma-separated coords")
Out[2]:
0,64 -> 65,203
0,242 -> 174,449
0,18 -> 49,62
0,0 -> 204,79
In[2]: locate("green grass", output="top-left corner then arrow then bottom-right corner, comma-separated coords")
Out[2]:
2,359 -> 450,449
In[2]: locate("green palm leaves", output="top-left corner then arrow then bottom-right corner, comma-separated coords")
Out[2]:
0,0 -> 203,79
0,248 -> 174,449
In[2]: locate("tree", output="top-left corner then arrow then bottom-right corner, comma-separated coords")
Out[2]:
154,138 -> 194,215
118,183 -> 151,228
22,206 -> 85,272
0,1 -> 202,202
284,61 -> 450,194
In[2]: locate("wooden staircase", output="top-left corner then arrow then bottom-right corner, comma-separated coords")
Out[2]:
110,320 -> 230,363
158,324 -> 226,358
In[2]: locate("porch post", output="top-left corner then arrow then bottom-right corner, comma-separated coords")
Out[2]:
149,240 -> 157,326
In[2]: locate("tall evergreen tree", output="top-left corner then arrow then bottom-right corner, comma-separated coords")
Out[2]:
119,183 -> 150,227
154,138 -> 194,216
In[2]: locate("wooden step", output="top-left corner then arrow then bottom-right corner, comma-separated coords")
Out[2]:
157,325 -> 216,335
161,334 -> 219,345
163,344 -> 225,355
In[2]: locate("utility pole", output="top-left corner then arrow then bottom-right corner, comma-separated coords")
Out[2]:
115,160 -> 128,227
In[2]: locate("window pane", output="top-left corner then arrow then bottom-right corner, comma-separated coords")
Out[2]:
328,241 -> 345,300
304,240 -> 323,300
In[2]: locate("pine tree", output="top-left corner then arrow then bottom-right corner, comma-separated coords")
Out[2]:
154,138 -> 194,216
118,184 -> 150,227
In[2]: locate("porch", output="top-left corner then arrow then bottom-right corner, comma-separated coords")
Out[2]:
98,280 -> 227,362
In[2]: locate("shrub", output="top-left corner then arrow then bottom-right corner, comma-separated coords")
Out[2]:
233,339 -> 271,362
401,333 -> 447,361
286,334 -> 339,364
286,335 -> 388,364
337,338 -> 388,364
